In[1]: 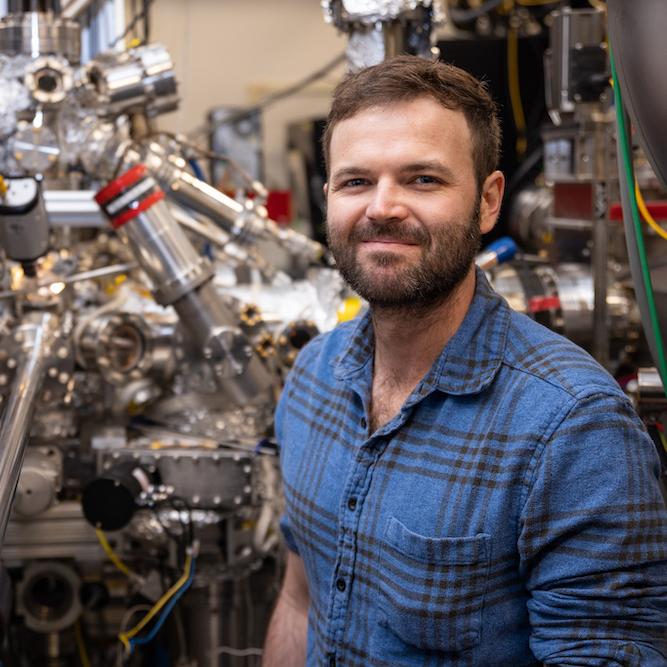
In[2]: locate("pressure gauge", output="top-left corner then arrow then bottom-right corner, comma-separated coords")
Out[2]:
0,176 -> 50,276
0,177 -> 39,212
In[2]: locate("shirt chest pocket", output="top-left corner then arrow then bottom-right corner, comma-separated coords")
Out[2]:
377,517 -> 491,654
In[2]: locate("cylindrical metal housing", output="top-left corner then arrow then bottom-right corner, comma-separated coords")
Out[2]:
140,142 -> 324,263
95,165 -> 275,403
0,12 -> 81,63
95,164 -> 213,305
0,312 -> 55,543
86,43 -> 178,118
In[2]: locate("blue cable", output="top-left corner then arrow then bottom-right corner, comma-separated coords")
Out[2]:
129,557 -> 196,651
188,158 -> 206,183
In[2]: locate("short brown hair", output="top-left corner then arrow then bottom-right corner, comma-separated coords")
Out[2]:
322,55 -> 501,191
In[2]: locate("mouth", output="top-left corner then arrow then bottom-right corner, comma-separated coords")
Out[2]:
360,237 -> 420,245
360,239 -> 421,251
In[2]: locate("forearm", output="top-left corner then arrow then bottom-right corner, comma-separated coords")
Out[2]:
262,593 -> 308,667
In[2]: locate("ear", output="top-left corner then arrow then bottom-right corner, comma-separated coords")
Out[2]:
479,170 -> 505,235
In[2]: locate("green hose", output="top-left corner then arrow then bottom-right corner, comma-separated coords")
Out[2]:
610,49 -> 667,396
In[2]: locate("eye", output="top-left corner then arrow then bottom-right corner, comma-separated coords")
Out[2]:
342,178 -> 369,188
412,175 -> 441,185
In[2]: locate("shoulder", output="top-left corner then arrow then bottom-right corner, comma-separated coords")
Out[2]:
501,307 -> 626,404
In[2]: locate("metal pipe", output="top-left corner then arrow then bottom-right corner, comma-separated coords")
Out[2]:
0,263 -> 136,300
0,312 -> 55,543
95,165 -> 275,404
140,143 -> 325,263
170,205 -> 279,282
591,124 -> 610,367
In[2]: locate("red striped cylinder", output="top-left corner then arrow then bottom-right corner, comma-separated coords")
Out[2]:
95,164 -> 165,229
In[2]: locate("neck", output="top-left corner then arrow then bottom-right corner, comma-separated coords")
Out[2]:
371,267 -> 477,385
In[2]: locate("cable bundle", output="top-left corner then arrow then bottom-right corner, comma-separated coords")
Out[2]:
118,546 -> 197,656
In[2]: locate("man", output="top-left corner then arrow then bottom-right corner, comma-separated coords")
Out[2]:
263,56 -> 667,666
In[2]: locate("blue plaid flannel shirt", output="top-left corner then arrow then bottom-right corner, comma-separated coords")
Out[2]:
276,269 -> 667,666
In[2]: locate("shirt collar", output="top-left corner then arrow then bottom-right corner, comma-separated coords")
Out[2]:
332,268 -> 510,396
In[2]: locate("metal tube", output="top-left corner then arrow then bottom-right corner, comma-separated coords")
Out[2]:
591,124 -> 610,367
174,281 -> 274,404
141,143 -> 324,263
95,166 -> 275,404
0,263 -> 136,300
0,312 -> 55,543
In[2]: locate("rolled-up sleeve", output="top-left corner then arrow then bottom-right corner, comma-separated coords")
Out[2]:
518,391 -> 667,666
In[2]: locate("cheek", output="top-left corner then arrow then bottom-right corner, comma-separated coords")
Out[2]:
326,198 -> 365,234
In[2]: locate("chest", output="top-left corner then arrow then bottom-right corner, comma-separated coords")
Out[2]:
369,375 -> 415,432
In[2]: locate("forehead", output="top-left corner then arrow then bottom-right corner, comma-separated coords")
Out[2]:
328,97 -> 474,173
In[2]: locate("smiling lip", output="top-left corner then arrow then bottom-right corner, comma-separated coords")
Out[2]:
360,239 -> 419,247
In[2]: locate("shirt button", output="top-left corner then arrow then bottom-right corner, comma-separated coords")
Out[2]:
360,416 -> 367,429
347,497 -> 357,511
336,577 -> 346,592
328,655 -> 336,667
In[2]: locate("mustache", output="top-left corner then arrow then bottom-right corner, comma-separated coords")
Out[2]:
348,221 -> 429,245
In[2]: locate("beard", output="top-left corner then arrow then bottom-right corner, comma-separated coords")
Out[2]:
327,200 -> 481,312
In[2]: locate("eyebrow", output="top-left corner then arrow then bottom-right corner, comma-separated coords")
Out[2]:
330,166 -> 373,182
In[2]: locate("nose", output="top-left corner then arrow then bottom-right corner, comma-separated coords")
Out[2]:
365,180 -> 409,222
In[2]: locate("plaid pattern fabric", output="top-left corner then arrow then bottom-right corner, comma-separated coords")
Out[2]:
276,270 -> 667,667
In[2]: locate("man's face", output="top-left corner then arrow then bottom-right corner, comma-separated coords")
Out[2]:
325,97 -> 492,310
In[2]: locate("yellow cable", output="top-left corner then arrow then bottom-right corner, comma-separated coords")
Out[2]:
74,620 -> 91,667
658,429 -> 667,453
659,429 -> 667,454
635,181 -> 667,241
0,176 -> 7,197
507,25 -> 527,156
95,529 -> 135,578
119,553 -> 192,649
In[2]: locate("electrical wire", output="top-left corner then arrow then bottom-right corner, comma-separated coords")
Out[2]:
108,0 -> 155,48
658,429 -> 667,454
148,131 -> 267,198
634,181 -> 667,241
118,605 -> 152,636
129,555 -> 196,650
119,551 -> 193,652
95,529 -> 136,579
74,620 -> 91,667
188,52 -> 346,140
507,23 -> 527,156
610,48 -> 667,396
188,158 -> 206,183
